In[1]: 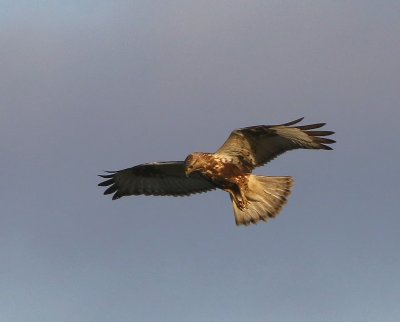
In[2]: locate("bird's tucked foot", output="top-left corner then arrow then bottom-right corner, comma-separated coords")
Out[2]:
231,193 -> 248,210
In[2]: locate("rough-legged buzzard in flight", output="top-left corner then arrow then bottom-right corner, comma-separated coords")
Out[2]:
99,118 -> 335,226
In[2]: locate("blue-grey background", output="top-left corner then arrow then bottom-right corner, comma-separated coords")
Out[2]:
1,1 -> 399,321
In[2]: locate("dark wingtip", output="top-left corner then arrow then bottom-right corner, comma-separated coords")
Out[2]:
104,184 -> 118,195
99,170 -> 117,178
298,123 -> 326,130
98,174 -> 114,179
306,130 -> 335,137
320,144 -> 333,150
98,171 -> 117,187
98,178 -> 114,187
112,193 -> 122,200
315,137 -> 336,144
283,117 -> 304,126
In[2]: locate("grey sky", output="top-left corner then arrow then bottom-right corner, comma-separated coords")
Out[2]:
1,1 -> 399,321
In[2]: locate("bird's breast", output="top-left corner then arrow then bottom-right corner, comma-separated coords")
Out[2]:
199,158 -> 247,188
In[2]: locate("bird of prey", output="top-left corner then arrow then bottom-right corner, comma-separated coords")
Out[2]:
99,117 -> 335,226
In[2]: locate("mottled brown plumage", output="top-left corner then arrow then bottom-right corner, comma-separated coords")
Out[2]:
99,117 -> 335,226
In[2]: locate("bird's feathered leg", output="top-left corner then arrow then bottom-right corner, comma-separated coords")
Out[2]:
225,182 -> 249,210
228,191 -> 246,210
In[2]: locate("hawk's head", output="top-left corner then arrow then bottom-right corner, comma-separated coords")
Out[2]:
184,153 -> 204,177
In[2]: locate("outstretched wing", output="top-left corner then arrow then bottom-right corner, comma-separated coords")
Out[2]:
98,161 -> 216,200
215,117 -> 335,170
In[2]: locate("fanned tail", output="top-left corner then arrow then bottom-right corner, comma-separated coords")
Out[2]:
232,175 -> 293,226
